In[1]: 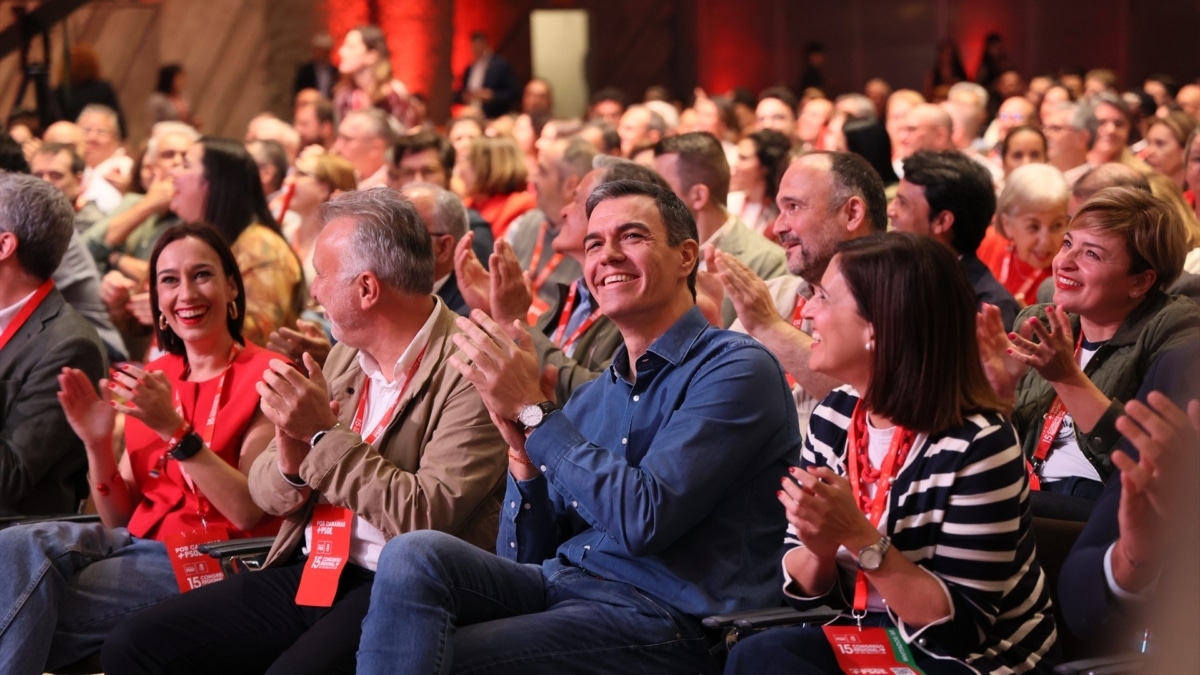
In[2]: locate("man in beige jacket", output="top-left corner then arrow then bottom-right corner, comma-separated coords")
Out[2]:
102,189 -> 508,674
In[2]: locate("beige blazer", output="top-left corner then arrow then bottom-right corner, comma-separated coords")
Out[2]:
250,301 -> 508,567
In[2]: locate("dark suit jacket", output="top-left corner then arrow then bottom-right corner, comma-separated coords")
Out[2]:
1058,344 -> 1200,650
455,55 -> 518,119
293,60 -> 337,98
437,272 -> 469,317
962,254 -> 1019,331
0,288 -> 106,515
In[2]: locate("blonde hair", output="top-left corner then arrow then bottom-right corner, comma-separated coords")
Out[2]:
1072,186 -> 1188,291
310,153 -> 358,193
465,135 -> 527,197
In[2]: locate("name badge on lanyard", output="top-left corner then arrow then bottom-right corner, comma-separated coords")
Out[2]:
294,503 -> 354,607
164,524 -> 230,593
823,625 -> 928,674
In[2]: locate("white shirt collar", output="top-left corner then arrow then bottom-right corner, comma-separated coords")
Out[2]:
0,287 -> 38,335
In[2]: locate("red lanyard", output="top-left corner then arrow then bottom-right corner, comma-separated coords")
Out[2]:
1029,332 -> 1085,490
551,282 -> 603,354
791,294 -> 807,329
0,280 -> 54,352
784,294 -> 808,389
529,220 -> 563,296
845,401 -> 916,613
351,348 -> 426,446
154,342 -> 244,523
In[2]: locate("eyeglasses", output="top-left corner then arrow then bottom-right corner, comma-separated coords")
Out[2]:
81,126 -> 115,138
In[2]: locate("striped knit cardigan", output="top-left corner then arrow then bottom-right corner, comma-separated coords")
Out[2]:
786,387 -> 1059,674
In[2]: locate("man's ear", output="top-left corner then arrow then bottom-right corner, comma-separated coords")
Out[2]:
357,271 -> 382,309
0,231 -> 17,261
687,183 -> 711,212
842,196 -> 867,234
677,239 -> 700,279
930,209 -> 956,238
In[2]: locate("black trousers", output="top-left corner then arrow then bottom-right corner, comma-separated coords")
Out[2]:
101,560 -> 374,675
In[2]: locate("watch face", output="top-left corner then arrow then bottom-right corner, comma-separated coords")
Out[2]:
859,548 -> 882,571
518,405 -> 545,428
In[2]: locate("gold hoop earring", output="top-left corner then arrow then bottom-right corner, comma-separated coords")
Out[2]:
228,301 -> 238,320
158,314 -> 168,331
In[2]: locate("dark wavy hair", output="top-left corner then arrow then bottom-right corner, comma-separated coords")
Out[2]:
196,137 -> 279,243
150,223 -> 247,356
835,232 -> 1005,433
745,129 -> 793,202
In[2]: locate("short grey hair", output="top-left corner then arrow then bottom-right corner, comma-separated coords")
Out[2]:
345,108 -> 398,145
0,173 -> 74,280
146,122 -> 200,159
835,93 -> 877,121
559,136 -> 598,180
997,163 -> 1070,216
77,104 -> 121,139
948,81 -> 988,110
402,182 -> 469,240
321,187 -> 434,294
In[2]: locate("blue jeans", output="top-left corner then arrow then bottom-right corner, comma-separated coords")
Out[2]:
0,520 -> 179,675
357,530 -> 718,674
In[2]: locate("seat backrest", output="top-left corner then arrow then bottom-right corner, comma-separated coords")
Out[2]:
1032,516 -> 1086,660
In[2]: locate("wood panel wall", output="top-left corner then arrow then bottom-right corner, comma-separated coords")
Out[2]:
0,0 -> 318,146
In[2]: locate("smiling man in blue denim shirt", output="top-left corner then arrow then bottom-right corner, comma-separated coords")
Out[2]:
357,178 -> 799,674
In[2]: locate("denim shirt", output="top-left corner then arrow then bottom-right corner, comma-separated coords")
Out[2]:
498,307 -> 800,617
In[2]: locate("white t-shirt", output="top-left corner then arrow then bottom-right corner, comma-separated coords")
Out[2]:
1041,340 -> 1104,483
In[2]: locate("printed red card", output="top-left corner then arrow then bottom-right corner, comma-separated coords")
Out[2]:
294,504 -> 353,607
823,625 -> 927,675
164,525 -> 229,593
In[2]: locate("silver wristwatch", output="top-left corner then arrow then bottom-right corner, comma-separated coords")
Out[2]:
516,401 -> 556,430
856,535 -> 891,572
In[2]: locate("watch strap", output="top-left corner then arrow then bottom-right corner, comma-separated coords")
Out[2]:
310,423 -> 341,448
169,432 -> 204,462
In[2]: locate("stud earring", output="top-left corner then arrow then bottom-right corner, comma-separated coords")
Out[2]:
159,314 -> 168,331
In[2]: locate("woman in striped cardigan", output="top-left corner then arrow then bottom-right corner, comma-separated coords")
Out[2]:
726,233 -> 1058,674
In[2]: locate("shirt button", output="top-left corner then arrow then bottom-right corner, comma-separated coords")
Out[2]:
509,541 -> 516,549
633,395 -> 640,402
583,545 -> 591,550
509,501 -> 516,509
523,503 -> 531,510
539,465 -> 548,472
571,500 -> 578,508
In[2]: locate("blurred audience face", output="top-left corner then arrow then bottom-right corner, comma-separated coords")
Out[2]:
389,149 -> 448,190
170,143 -> 208,222
996,97 -> 1035,140
1002,128 -> 1047,176
523,80 -> 552,115
77,110 -> 120,168
1091,102 -> 1130,163
294,104 -> 332,149
755,97 -> 796,138
31,149 -> 82,202
591,99 -> 623,127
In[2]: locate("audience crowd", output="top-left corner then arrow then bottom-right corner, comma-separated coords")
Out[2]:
1,24 -> 1198,674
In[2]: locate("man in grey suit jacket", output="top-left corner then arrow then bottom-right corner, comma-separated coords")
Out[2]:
0,174 -> 106,516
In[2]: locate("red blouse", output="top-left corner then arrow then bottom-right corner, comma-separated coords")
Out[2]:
125,342 -> 284,541
468,191 -> 537,239
978,229 -> 1052,308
